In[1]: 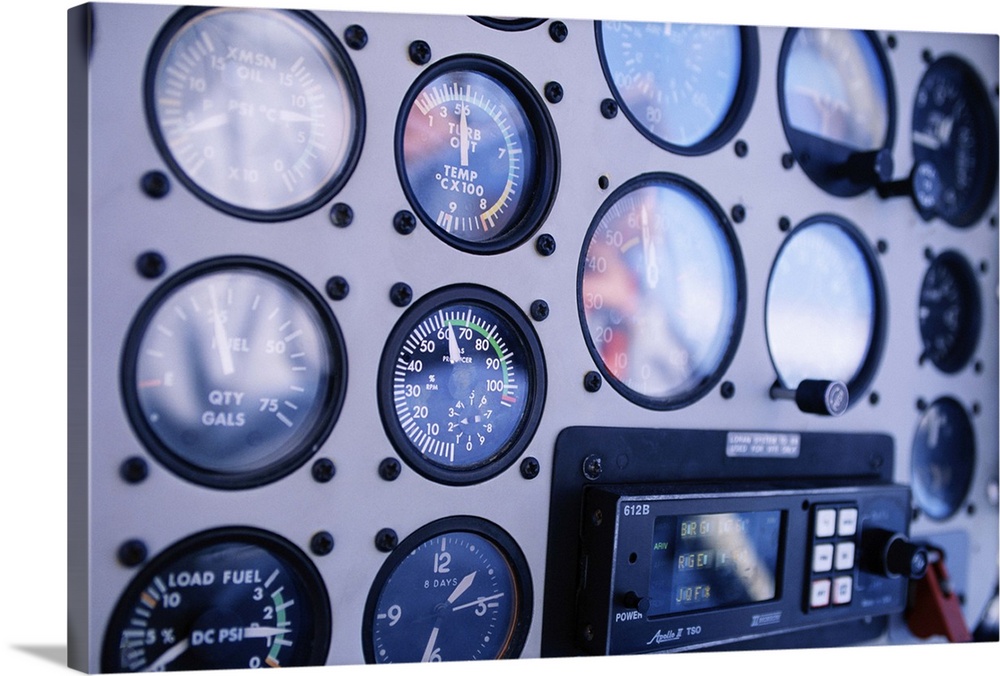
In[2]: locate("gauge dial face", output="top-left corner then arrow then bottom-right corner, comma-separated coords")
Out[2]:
912,55 -> 999,227
919,251 -> 982,373
778,29 -> 894,196
123,258 -> 346,488
102,528 -> 330,672
396,55 -> 558,253
598,22 -> 758,154
146,8 -> 364,220
766,216 -> 885,402
579,173 -> 745,409
379,286 -> 545,484
363,517 -> 531,663
912,398 -> 976,520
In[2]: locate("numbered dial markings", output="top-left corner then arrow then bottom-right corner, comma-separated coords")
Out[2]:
919,250 -> 982,373
363,518 -> 531,663
912,398 -> 976,520
102,529 -> 331,672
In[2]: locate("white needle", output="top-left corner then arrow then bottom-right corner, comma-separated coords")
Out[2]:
447,324 -> 462,364
641,205 -> 659,289
451,592 -> 505,612
209,285 -> 235,376
420,626 -> 440,663
460,104 -> 470,167
187,113 -> 228,133
279,110 -> 314,123
142,638 -> 190,672
243,625 -> 291,638
913,130 -> 942,151
447,571 -> 477,604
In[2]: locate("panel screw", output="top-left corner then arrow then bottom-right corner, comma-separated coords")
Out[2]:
886,34 -> 897,50
720,381 -> 735,399
344,24 -> 368,50
781,153 -> 795,170
544,81 -> 563,104
530,300 -> 549,321
379,458 -> 401,482
310,531 -> 335,556
326,276 -> 349,301
731,204 -> 746,224
598,175 -> 610,190
917,398 -> 928,411
375,528 -> 398,552
520,457 -> 540,480
118,539 -> 148,568
409,40 -> 431,65
600,98 -> 618,119
922,49 -> 934,65
120,457 -> 149,484
584,371 -> 602,392
311,458 -> 336,483
393,210 -> 417,235
136,251 -> 166,279
876,240 -> 889,254
535,233 -> 556,256
734,140 -> 749,158
869,391 -> 880,406
583,454 -> 603,481
778,216 -> 791,232
549,20 -> 568,43
390,282 -> 413,307
330,203 -> 353,227
581,625 -> 595,642
141,170 -> 170,198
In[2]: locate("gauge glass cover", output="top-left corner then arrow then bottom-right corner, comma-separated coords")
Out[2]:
919,250 -> 982,373
579,174 -> 744,409
123,258 -> 345,488
147,8 -> 363,219
912,397 -> 976,520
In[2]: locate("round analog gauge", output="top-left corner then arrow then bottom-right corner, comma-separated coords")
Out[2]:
597,21 -> 759,155
378,286 -> 545,485
396,55 -> 559,254
122,257 -> 347,489
919,250 -> 982,373
363,516 -> 532,663
912,55 -> 999,227
578,173 -> 745,410
146,7 -> 365,220
102,527 -> 331,671
912,397 -> 976,520
766,215 -> 886,405
778,28 -> 895,196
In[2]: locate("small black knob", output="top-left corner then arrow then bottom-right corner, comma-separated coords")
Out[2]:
622,591 -> 650,614
877,161 -> 943,221
863,529 -> 928,579
841,148 -> 893,185
770,379 -> 849,416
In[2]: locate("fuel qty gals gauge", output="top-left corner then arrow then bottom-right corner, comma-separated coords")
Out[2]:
396,55 -> 559,254
378,285 -> 546,484
122,257 -> 347,489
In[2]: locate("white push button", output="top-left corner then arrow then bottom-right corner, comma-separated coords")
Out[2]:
835,542 -> 856,570
833,576 -> 853,604
811,579 -> 832,607
838,508 -> 858,536
816,509 -> 837,538
813,543 -> 834,572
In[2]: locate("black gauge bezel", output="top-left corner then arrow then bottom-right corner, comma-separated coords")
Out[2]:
101,526 -> 332,672
362,515 -> 533,663
394,54 -> 560,255
470,17 -> 547,31
377,284 -> 546,485
777,28 -> 897,197
912,55 -> 999,228
911,397 -> 976,520
144,7 -> 366,222
919,250 -> 982,373
121,255 -> 348,489
595,22 -> 760,156
577,172 -> 747,410
764,214 -> 888,407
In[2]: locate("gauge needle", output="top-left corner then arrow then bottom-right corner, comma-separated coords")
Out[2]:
448,324 -> 462,364
142,638 -> 190,672
187,113 -> 229,133
279,110 -> 315,123
460,104 -> 470,167
913,130 -> 942,151
420,626 -> 440,662
209,285 -> 235,376
243,626 -> 291,638
641,205 -> 659,289
447,571 -> 477,604
451,592 -> 505,612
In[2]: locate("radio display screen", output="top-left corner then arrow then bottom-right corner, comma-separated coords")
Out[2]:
647,510 -> 782,616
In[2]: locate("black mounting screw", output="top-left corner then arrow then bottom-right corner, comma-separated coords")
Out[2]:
877,239 -> 889,254
584,371 -> 602,393
520,456 -> 540,480
390,282 -> 413,307
375,528 -> 399,552
720,381 -> 736,400
310,531 -> 335,556
409,40 -> 431,66
344,24 -> 368,50
974,361 -> 984,374
582,454 -> 603,481
734,140 -> 749,158
136,251 -> 166,279
917,398 -> 928,411
549,20 -> 568,43
581,625 -> 595,642
379,457 -> 402,482
869,454 -> 884,471
120,457 -> 149,484
869,391 -> 880,406
922,48 -> 934,65
544,81 -> 564,104
598,175 -> 610,190
311,458 -> 336,483
118,539 -> 148,568
980,260 -> 989,274
600,98 -> 618,119
326,276 -> 350,301
924,247 -> 935,261
886,34 -> 897,50
535,233 -> 556,256
731,204 -> 746,224
329,203 -> 353,227
781,152 -> 795,170
393,210 -> 417,235
141,170 -> 170,198
530,299 -> 549,322
778,216 -> 791,232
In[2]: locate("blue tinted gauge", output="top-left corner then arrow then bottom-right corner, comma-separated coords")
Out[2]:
396,56 -> 558,254
379,286 -> 546,485
778,29 -> 895,196
102,528 -> 331,671
579,174 -> 745,410
597,22 -> 759,154
912,397 -> 976,520
146,8 -> 364,221
766,216 -> 886,405
363,517 -> 532,663
919,251 -> 982,373
122,257 -> 346,489
912,56 -> 999,227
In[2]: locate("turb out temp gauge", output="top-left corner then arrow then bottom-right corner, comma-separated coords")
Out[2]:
69,3 -> 999,674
